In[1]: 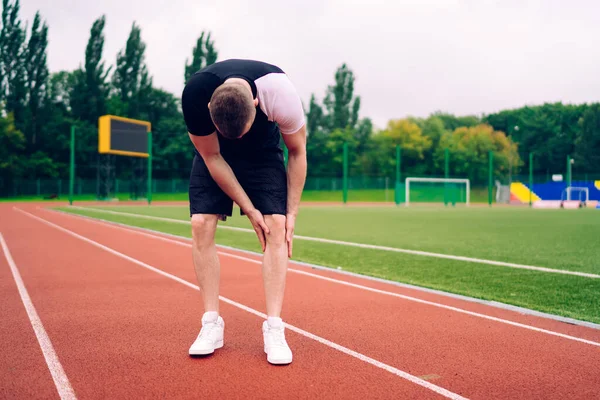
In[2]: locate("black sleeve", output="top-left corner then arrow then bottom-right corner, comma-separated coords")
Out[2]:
181,72 -> 221,136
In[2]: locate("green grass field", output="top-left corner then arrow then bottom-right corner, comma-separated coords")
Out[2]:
58,204 -> 600,324
2,187 -> 493,203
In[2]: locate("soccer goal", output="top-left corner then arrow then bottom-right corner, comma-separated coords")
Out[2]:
562,187 -> 589,203
405,177 -> 470,206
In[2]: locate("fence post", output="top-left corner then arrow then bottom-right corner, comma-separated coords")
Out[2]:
69,125 -> 75,205
488,151 -> 493,206
395,145 -> 401,205
342,142 -> 348,204
147,131 -> 153,205
37,179 -> 41,196
444,148 -> 449,206
529,153 -> 533,207
566,155 -> 572,201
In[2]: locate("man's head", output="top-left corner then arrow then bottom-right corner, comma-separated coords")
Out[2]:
208,81 -> 257,139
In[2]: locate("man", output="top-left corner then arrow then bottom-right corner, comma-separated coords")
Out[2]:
181,59 -> 307,365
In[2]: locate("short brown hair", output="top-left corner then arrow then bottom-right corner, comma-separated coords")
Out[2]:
209,84 -> 255,139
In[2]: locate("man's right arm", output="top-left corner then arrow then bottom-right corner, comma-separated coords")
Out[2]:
188,132 -> 270,250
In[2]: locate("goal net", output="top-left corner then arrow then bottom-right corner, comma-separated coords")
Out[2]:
405,177 -> 470,206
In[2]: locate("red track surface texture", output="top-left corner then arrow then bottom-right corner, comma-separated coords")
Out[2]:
1,204 -> 599,399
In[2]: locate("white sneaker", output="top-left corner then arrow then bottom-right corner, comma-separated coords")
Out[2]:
189,312 -> 224,356
262,318 -> 293,365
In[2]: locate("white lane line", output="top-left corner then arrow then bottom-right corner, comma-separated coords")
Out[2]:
0,232 -> 77,400
66,206 -> 600,279
42,207 -> 600,348
16,208 -> 468,400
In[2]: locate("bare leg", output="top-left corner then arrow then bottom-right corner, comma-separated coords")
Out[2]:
191,214 -> 220,313
262,214 -> 288,317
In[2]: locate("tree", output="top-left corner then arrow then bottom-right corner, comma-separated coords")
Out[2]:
485,103 -> 587,176
574,104 -> 600,173
111,22 -> 152,119
71,15 -> 110,124
305,64 -> 373,177
0,0 -> 27,128
0,112 -> 25,188
369,119 -> 433,177
433,112 -> 480,131
436,124 -> 520,185
23,11 -> 49,145
323,63 -> 360,131
184,31 -> 217,83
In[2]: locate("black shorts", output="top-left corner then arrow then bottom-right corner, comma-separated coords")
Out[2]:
189,153 -> 287,218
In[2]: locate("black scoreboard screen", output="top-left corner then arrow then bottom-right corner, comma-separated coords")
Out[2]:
98,115 -> 151,158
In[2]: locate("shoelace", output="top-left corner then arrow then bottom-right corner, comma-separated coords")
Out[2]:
199,321 -> 218,340
268,327 -> 287,347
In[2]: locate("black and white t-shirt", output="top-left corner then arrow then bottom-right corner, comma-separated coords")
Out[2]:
182,59 -> 305,159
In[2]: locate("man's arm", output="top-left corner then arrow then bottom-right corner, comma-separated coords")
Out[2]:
281,125 -> 307,257
188,132 -> 270,250
282,125 -> 307,216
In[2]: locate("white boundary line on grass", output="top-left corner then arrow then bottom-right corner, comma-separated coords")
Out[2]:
0,232 -> 77,400
15,208 -> 468,400
68,205 -> 600,279
41,207 -> 600,347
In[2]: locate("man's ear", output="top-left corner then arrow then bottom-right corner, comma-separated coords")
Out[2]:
253,98 -> 259,107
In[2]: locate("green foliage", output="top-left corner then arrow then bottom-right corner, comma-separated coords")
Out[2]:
71,15 -> 110,124
23,11 -> 48,146
111,22 -> 152,119
184,31 -> 217,83
0,0 -> 26,130
484,103 -> 589,175
369,119 -> 432,177
436,124 -> 521,184
323,63 -> 360,131
306,64 -> 373,177
0,112 -> 25,180
433,111 -> 480,131
575,104 -> 600,172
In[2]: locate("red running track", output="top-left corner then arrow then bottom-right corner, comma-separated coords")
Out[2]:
1,203 -> 599,399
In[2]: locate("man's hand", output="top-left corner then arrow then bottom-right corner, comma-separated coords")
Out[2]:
285,213 -> 296,258
246,208 -> 270,252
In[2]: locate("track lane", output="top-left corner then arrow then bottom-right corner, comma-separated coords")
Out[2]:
3,206 -> 451,399
29,205 -> 600,399
0,229 -> 60,399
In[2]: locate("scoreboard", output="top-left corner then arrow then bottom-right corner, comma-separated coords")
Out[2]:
98,115 -> 151,158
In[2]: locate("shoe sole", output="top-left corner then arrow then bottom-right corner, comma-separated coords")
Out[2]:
189,340 -> 223,356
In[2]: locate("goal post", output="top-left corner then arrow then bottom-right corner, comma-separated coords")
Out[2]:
405,177 -> 470,206
562,187 -> 589,203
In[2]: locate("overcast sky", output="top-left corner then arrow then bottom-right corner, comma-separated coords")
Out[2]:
20,0 -> 600,129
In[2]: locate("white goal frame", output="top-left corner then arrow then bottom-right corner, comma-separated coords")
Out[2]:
405,177 -> 470,206
562,186 -> 589,202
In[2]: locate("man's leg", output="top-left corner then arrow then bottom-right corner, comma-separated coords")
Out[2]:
188,213 -> 224,356
262,214 -> 288,317
261,214 -> 293,365
191,214 -> 220,312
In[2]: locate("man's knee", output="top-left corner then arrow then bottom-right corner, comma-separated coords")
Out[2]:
191,214 -> 217,245
265,215 -> 286,246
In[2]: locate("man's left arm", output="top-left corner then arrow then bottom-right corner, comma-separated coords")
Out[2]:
282,125 -> 307,258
